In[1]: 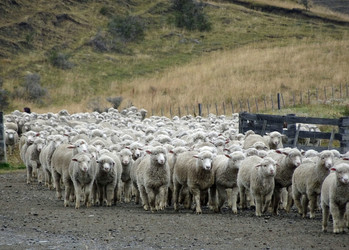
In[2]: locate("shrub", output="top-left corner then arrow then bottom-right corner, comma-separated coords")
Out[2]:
172,0 -> 211,31
20,73 -> 47,101
89,31 -> 130,54
0,77 -> 10,111
49,50 -> 74,69
106,96 -> 123,109
108,15 -> 145,43
88,97 -> 106,113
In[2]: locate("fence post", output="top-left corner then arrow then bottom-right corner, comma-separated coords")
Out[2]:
170,106 -> 172,118
223,102 -> 226,115
277,93 -> 281,110
186,105 -> 189,115
215,103 -> 218,115
339,116 -> 349,154
231,101 -> 234,114
271,95 -> 274,110
152,109 -> 154,116
198,103 -> 202,116
178,107 -> 181,117
239,100 -> 243,112
161,108 -> 164,117
207,104 -> 210,115
193,105 -> 196,116
0,112 -> 6,163
324,86 -> 327,101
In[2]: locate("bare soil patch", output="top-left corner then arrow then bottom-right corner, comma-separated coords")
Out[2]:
0,171 -> 348,249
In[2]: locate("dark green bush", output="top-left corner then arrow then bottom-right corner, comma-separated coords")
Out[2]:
49,50 -> 74,69
107,96 -> 123,109
172,0 -> 211,31
108,15 -> 145,43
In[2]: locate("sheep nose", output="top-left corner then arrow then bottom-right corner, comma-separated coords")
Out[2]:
83,167 -> 88,172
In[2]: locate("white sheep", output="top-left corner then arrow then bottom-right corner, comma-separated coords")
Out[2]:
243,131 -> 283,150
237,156 -> 277,216
173,150 -> 216,214
65,152 -> 98,209
136,146 -> 170,212
267,148 -> 302,214
118,148 -> 134,203
51,139 -> 89,200
5,129 -> 19,155
94,154 -> 121,206
211,151 -> 246,213
24,137 -> 45,184
321,163 -> 349,233
292,150 -> 334,218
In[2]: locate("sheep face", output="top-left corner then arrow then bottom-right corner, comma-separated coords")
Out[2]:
319,151 -> 334,169
194,151 -> 214,171
34,138 -> 45,152
257,157 -> 277,177
147,147 -> 167,166
72,154 -> 92,173
119,149 -> 132,166
97,157 -> 115,172
68,139 -> 88,153
332,163 -> 349,185
269,132 -> 282,147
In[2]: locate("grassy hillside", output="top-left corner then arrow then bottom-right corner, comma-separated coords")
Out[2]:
0,0 -> 349,116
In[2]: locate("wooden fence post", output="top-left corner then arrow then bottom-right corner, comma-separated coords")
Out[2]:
0,112 -> 6,163
231,101 -> 234,114
223,102 -> 226,115
198,103 -> 202,116
277,93 -> 281,110
170,106 -> 172,118
178,107 -> 181,117
215,103 -> 218,115
339,116 -> 349,153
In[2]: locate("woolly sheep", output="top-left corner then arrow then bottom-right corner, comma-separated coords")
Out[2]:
136,146 -> 170,212
267,148 -> 302,215
173,150 -> 216,214
94,154 -> 121,206
211,151 -> 246,213
118,148 -> 134,203
237,156 -> 277,216
321,163 -> 349,233
5,129 -> 19,155
64,152 -> 98,209
292,150 -> 334,218
51,139 -> 89,200
25,137 -> 45,184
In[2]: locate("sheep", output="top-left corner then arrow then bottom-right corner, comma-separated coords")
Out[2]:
19,131 -> 37,163
173,150 -> 216,214
24,137 -> 45,184
321,163 -> 349,233
243,131 -> 283,150
292,150 -> 334,218
211,151 -> 246,213
62,152 -> 97,208
5,129 -> 19,155
126,142 -> 144,161
51,139 -> 89,200
136,146 -> 170,212
94,154 -> 121,206
39,135 -> 67,189
237,156 -> 277,216
267,148 -> 302,215
118,148 -> 134,203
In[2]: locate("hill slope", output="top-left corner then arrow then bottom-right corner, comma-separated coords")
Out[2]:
0,0 -> 348,114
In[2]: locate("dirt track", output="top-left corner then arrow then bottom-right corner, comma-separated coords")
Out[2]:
0,171 -> 348,249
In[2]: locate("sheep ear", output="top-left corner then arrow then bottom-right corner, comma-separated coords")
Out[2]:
169,150 -> 174,154
67,145 -> 76,149
72,158 -> 78,162
330,168 -> 336,171
225,140 -> 230,144
255,164 -> 261,168
146,150 -> 152,155
223,148 -> 229,152
193,155 -> 199,159
225,154 -> 231,159
125,146 -> 130,149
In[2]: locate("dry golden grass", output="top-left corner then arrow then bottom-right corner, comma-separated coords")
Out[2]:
108,38 -> 349,116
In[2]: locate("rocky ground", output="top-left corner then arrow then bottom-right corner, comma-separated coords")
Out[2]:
0,171 -> 348,249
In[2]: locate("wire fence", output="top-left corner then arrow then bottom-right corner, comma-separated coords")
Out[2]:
150,83 -> 349,117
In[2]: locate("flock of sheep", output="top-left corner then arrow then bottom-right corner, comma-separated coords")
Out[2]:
3,107 -> 349,234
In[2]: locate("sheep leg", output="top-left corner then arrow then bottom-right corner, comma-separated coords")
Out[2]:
263,192 -> 273,214
124,180 -> 132,203
26,165 -> 33,184
84,182 -> 94,208
272,188 -> 281,215
52,171 -> 62,200
308,193 -> 318,219
322,203 -> 329,232
209,184 -> 219,213
285,186 -> 293,213
139,185 -> 149,211
173,181 -> 181,211
254,194 -> 262,217
217,185 -> 227,212
133,182 -> 140,204
226,189 -> 233,209
73,182 -> 82,209
64,181 -> 73,207
158,185 -> 167,211
191,187 -> 202,215
238,184 -> 247,210
146,187 -> 156,212
231,186 -> 239,214
330,202 -> 345,233
106,183 -> 115,207
301,195 -> 309,218
292,189 -> 303,215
